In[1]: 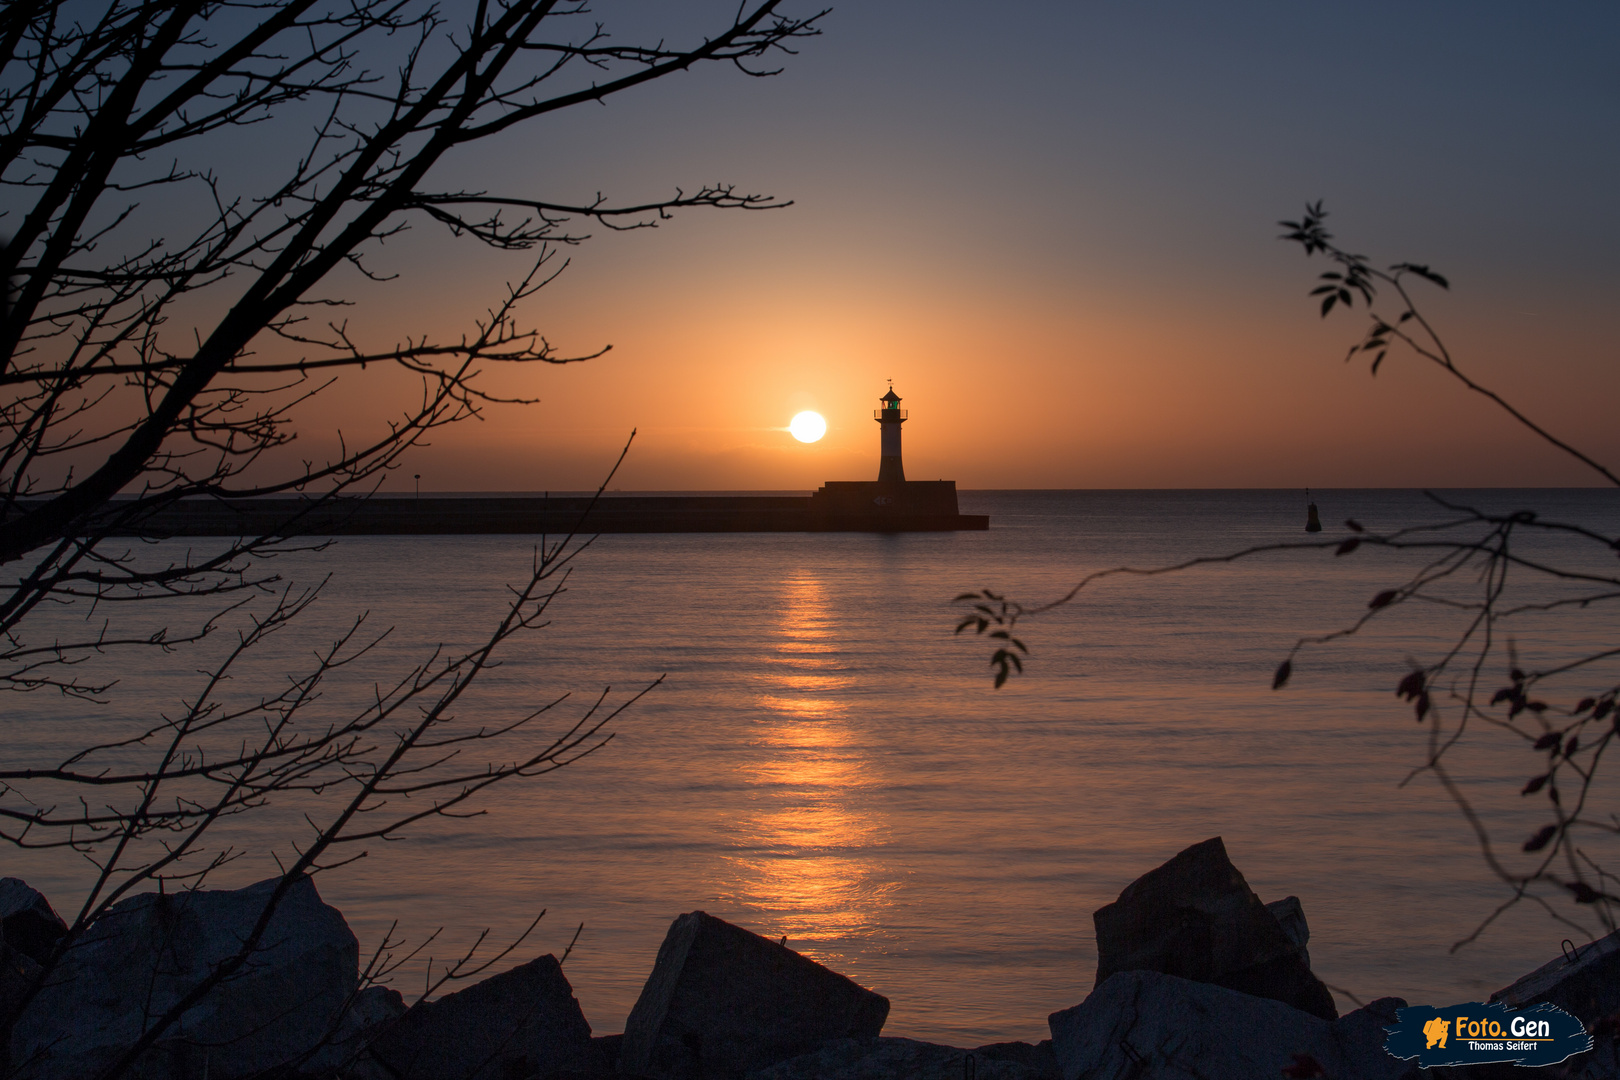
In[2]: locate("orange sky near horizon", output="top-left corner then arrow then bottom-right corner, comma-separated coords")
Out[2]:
291,217 -> 1619,492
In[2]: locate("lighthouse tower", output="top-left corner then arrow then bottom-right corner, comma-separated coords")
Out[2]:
875,387 -> 907,483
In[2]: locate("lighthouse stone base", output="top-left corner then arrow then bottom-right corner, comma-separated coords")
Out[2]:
807,481 -> 980,530
810,480 -> 960,518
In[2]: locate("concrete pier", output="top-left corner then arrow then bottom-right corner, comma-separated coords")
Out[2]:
32,486 -> 987,537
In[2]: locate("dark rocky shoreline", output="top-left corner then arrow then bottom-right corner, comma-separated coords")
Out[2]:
3,838 -> 1615,1080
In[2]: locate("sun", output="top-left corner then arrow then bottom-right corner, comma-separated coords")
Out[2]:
789,411 -> 827,443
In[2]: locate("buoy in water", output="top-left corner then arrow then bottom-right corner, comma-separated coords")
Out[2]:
1305,488 -> 1322,533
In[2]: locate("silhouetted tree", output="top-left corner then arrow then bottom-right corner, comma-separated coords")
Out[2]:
0,2 -> 821,1075
958,203 -> 1618,945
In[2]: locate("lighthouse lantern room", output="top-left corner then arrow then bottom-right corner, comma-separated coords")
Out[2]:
875,387 -> 908,483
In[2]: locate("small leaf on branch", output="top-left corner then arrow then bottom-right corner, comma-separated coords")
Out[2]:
1574,697 -> 1595,714
1272,659 -> 1292,690
1523,825 -> 1558,852
1491,687 -> 1517,705
1335,537 -> 1360,556
1521,774 -> 1548,796
991,648 -> 1024,689
1414,691 -> 1431,721
1594,699 -> 1613,719
1370,351 -> 1386,375
1567,881 -> 1603,904
1368,589 -> 1398,610
1564,736 -> 1578,757
1533,732 -> 1561,750
1395,671 -> 1424,700
1393,262 -> 1450,289
1344,519 -> 1364,532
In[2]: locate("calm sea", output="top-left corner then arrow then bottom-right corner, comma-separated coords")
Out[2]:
7,489 -> 1619,1046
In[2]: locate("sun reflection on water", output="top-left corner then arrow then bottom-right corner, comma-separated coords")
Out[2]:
718,575 -> 895,967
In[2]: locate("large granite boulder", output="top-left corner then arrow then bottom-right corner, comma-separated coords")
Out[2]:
366,954 -> 601,1080
307,984 -> 408,1076
0,881 -> 67,968
1482,929 -> 1620,1080
621,911 -> 890,1080
1092,836 -> 1337,1020
1049,970 -> 1413,1080
747,1036 -> 1056,1080
0,939 -> 41,1068
1491,928 -> 1619,1026
10,874 -> 358,1080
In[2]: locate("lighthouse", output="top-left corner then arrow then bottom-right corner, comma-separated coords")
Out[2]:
804,386 -> 981,527
875,387 -> 907,483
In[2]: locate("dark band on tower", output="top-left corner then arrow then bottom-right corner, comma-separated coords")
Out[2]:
876,387 -> 907,483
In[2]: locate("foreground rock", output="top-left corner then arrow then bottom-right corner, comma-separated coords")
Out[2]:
10,875 -> 357,1080
312,984 -> 408,1075
1480,929 -> 1620,1080
1092,836 -> 1337,1020
0,938 -> 40,1068
1492,927 -> 1620,1027
0,880 -> 67,968
749,1036 -> 1057,1080
366,954 -> 600,1080
1266,895 -> 1311,966
1050,970 -> 1413,1080
621,911 -> 890,1080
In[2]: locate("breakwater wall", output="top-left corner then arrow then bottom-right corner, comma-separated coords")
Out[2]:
28,487 -> 988,536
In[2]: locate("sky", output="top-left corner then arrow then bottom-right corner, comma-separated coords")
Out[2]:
291,2 -> 1620,491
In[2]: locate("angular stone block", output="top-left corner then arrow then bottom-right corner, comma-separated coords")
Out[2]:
1322,997 -> 1419,1080
306,983 -> 408,1075
1266,895 -> 1311,964
1049,971 -> 1412,1080
1092,836 -> 1337,1019
1491,927 -> 1620,1026
0,880 -> 67,968
10,874 -> 357,1080
969,1039 -> 1060,1080
621,911 -> 890,1080
0,941 -> 40,1045
367,954 -> 600,1080
1486,929 -> 1620,1080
